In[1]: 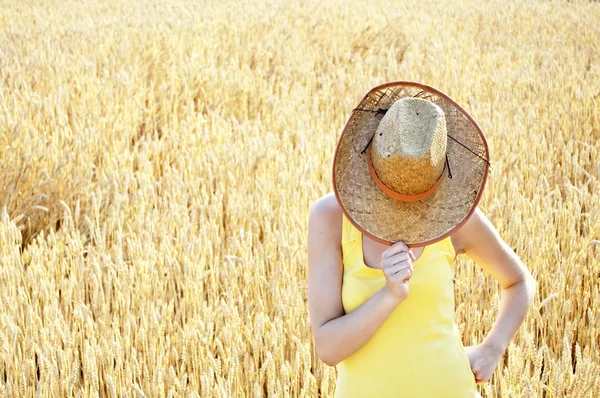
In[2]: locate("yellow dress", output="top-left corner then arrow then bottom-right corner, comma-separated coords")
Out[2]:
335,213 -> 480,398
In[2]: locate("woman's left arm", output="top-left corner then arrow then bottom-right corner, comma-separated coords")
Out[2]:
453,206 -> 537,384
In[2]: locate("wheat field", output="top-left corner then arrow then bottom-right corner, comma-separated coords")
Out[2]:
0,0 -> 599,396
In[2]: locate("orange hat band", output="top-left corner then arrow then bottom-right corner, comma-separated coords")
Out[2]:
366,144 -> 447,202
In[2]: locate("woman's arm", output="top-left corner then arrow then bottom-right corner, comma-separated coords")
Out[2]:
453,207 -> 537,383
307,194 -> 409,366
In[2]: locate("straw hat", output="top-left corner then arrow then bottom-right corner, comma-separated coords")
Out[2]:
332,81 -> 491,247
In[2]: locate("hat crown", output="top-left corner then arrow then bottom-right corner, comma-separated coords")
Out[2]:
371,98 -> 447,195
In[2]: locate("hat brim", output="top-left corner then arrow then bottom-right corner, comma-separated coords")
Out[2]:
332,81 -> 490,247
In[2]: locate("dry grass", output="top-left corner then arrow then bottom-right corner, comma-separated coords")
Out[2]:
0,0 -> 599,396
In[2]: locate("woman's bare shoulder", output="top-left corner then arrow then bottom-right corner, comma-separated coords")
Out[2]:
311,192 -> 341,212
308,192 -> 343,244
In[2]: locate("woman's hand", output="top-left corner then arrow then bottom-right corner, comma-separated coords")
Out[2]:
380,241 -> 417,302
464,343 -> 504,384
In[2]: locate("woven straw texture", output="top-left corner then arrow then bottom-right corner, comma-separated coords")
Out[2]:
333,81 -> 490,246
371,98 -> 447,195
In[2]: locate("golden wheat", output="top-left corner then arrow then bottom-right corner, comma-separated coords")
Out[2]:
0,0 -> 599,396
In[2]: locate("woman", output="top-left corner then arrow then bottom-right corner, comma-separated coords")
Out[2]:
307,82 -> 536,397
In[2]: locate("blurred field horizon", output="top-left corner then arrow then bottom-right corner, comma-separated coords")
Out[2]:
1,0 -> 599,396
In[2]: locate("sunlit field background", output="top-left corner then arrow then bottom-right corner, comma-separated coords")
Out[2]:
0,0 -> 599,396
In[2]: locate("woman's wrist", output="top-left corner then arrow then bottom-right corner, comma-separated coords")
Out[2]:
379,286 -> 405,308
480,337 -> 507,358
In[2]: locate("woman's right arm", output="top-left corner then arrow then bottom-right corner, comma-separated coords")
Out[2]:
307,195 -> 414,366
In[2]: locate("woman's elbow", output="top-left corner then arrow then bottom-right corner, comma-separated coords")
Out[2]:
313,334 -> 341,366
502,272 -> 536,307
315,344 -> 341,367
516,273 -> 537,307
526,274 -> 537,300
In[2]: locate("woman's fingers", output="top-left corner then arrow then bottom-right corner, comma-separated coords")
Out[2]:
383,262 -> 413,281
381,241 -> 410,259
408,250 -> 417,261
381,241 -> 418,262
381,241 -> 417,284
392,268 -> 412,282
380,251 -> 411,268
